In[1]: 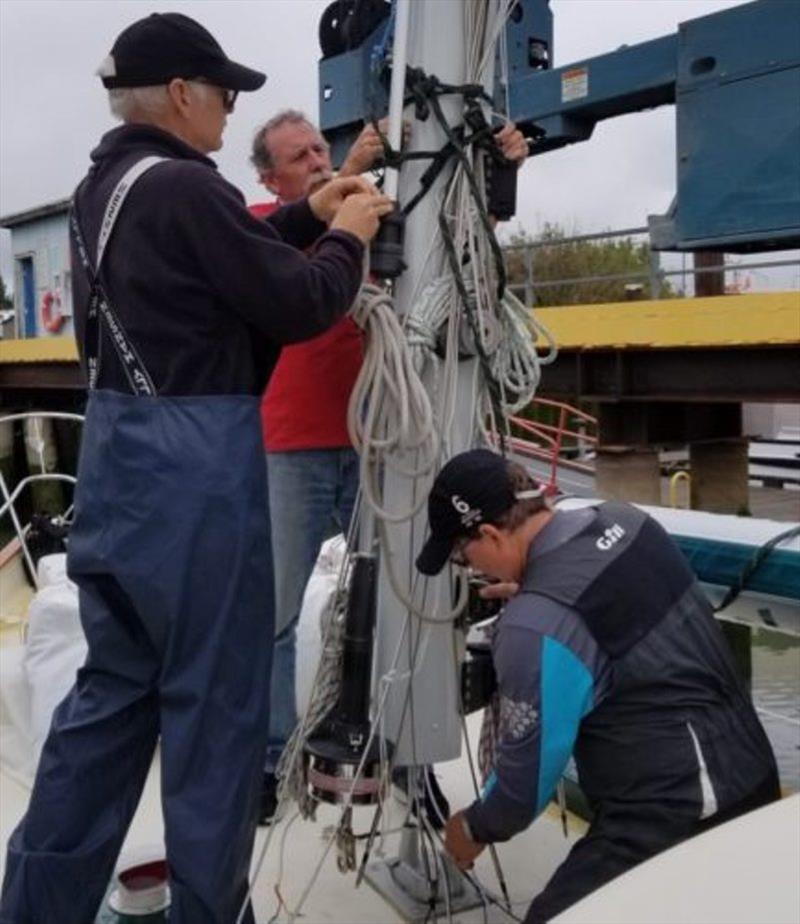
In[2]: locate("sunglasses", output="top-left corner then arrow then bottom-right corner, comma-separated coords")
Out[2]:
193,78 -> 238,113
219,87 -> 239,113
450,531 -> 480,568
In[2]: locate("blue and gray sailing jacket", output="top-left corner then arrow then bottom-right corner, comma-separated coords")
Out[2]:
465,503 -> 778,844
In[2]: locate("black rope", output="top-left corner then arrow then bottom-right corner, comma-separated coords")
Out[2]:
423,79 -> 511,454
714,524 -> 800,614
438,179 -> 508,457
425,87 -> 507,299
368,65 -> 511,243
400,139 -> 458,216
365,62 -> 513,453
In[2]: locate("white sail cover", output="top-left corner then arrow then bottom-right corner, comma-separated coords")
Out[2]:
0,555 -> 86,784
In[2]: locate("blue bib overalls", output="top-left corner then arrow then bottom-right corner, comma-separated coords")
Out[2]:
1,160 -> 274,924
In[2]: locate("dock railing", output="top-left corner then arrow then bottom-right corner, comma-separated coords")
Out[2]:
0,411 -> 83,590
501,227 -> 800,306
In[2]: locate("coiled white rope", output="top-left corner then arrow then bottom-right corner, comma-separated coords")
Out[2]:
347,281 -> 439,522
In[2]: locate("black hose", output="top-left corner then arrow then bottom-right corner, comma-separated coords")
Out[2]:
714,524 -> 800,613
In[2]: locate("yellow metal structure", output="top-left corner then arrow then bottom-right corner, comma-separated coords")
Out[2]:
0,338 -> 78,363
0,292 -> 798,368
534,292 -> 800,350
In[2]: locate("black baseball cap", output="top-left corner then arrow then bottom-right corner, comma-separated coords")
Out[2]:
98,13 -> 266,91
416,449 -> 543,576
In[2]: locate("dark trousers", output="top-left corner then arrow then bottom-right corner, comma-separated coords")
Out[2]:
0,390 -> 274,924
525,772 -> 780,923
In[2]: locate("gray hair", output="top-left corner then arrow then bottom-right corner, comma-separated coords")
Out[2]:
250,109 -> 314,173
108,86 -> 170,121
107,82 -> 213,122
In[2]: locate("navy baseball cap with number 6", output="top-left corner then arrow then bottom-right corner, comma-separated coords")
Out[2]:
416,449 -> 520,576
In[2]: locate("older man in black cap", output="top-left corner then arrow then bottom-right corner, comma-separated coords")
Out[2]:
0,13 -> 391,924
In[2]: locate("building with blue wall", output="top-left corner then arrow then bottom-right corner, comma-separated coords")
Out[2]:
0,200 -> 72,340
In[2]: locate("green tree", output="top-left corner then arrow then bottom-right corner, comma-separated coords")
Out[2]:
504,222 -> 677,306
0,273 -> 12,311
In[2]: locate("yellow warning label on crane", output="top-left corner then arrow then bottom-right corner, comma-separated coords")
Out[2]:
562,67 -> 589,103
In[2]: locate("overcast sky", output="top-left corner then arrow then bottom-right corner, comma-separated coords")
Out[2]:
0,0 -> 772,287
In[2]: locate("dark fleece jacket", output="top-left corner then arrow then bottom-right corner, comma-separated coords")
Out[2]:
70,123 -> 364,396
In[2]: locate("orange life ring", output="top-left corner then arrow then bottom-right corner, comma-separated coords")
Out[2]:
40,290 -> 65,333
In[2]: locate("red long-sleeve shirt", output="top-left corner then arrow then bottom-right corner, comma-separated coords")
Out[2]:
250,201 -> 364,451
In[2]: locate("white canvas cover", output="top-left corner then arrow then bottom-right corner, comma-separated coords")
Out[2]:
1,540 -> 345,787
0,554 -> 86,785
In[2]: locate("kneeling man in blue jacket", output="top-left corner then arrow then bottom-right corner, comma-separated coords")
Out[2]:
416,448 -> 779,924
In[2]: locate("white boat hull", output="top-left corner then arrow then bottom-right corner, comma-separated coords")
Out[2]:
552,794 -> 800,924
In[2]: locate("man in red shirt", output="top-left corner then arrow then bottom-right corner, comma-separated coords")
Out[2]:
249,110 -> 380,823
249,110 -> 529,823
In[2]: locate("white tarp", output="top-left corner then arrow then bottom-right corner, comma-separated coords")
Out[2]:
0,554 -> 86,785
0,539 -> 345,786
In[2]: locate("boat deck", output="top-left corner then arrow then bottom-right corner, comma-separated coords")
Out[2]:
0,708 -> 583,923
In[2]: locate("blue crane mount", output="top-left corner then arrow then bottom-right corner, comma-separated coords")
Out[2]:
505,0 -> 800,253
318,0 -> 799,255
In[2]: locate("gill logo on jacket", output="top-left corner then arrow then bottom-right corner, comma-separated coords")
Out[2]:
596,523 -> 626,551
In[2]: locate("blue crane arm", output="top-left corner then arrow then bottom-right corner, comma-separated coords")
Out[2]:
505,0 -> 800,252
317,0 -> 799,253
506,34 -> 677,154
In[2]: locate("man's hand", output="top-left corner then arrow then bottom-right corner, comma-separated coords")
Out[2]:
494,122 -> 528,166
339,118 -> 411,177
444,810 -> 486,871
308,176 -> 377,224
478,581 -> 520,601
340,122 -> 386,177
330,191 -> 395,245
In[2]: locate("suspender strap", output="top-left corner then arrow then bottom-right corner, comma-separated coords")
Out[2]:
69,156 -> 168,396
95,155 -> 166,271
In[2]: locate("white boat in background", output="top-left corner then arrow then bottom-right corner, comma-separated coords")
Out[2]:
749,438 -> 800,488
3,543 -> 798,924
556,497 -> 800,637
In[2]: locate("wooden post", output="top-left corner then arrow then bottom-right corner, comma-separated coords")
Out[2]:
595,446 -> 662,504
693,250 -> 725,296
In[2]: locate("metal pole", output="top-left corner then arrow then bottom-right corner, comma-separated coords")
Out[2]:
374,0 -> 470,768
649,248 -> 662,298
366,4 -> 494,914
694,250 -> 726,296
525,244 -> 535,306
